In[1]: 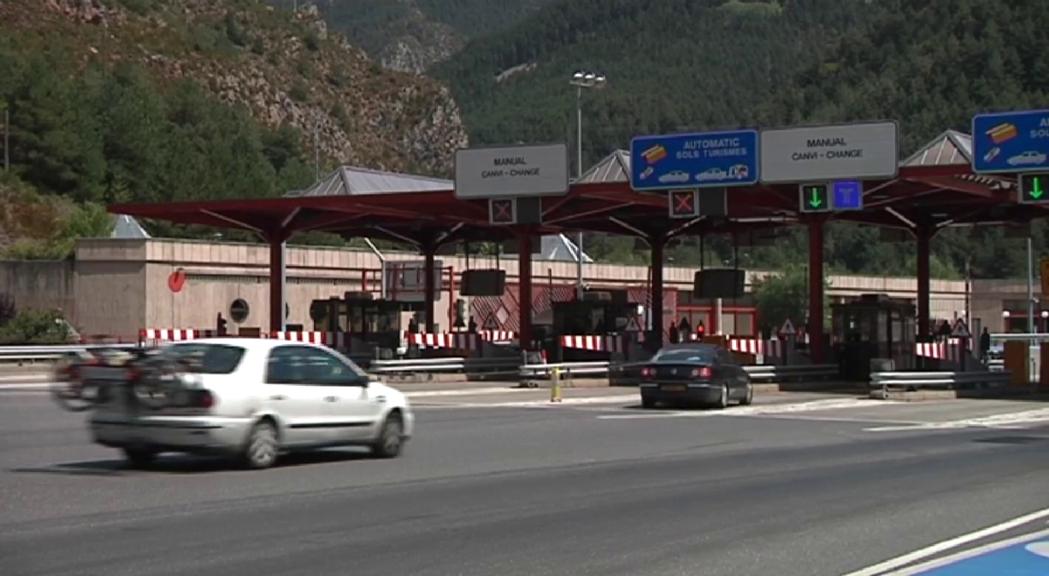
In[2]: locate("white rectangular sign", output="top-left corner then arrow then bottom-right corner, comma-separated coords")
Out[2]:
760,122 -> 898,183
455,144 -> 569,199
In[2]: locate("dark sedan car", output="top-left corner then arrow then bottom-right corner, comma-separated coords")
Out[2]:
639,344 -> 753,409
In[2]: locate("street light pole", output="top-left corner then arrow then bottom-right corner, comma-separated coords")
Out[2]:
569,71 -> 606,301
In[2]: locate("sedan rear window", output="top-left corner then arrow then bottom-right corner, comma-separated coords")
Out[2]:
654,349 -> 716,363
166,344 -> 245,374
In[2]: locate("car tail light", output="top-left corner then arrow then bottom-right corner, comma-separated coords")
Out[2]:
126,367 -> 143,383
640,367 -> 654,379
691,367 -> 712,379
196,390 -> 215,409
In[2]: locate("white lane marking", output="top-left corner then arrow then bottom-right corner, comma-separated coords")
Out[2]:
0,382 -> 51,390
842,507 -> 1049,576
887,528 -> 1049,575
0,374 -> 50,383
424,394 -> 640,409
597,398 -> 895,420
865,407 -> 1049,432
405,387 -> 520,398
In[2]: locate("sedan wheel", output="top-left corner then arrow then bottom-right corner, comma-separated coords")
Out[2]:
372,413 -> 403,459
243,420 -> 279,469
716,384 -> 729,409
740,383 -> 754,406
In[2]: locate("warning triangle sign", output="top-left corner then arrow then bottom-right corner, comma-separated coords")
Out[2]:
780,318 -> 796,336
951,319 -> 971,339
483,314 -> 499,330
625,315 -> 642,332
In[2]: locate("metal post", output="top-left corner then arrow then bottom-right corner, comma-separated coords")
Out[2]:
916,225 -> 931,338
808,218 -> 825,363
1028,235 -> 1035,336
575,85 -> 585,301
281,242 -> 287,332
650,236 -> 665,350
424,245 -> 436,333
269,238 -> 285,334
518,233 -> 534,348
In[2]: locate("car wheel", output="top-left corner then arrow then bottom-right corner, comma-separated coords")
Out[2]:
122,447 -> 156,469
716,384 -> 729,409
242,419 -> 279,469
372,412 -> 403,459
740,383 -> 754,406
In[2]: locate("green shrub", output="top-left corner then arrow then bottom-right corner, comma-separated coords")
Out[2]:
0,309 -> 71,345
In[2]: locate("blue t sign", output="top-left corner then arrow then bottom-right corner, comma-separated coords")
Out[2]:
832,180 -> 863,211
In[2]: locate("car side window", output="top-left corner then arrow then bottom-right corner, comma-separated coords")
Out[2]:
718,349 -> 738,366
267,345 -> 364,386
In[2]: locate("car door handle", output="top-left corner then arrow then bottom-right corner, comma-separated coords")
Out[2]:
270,395 -> 286,401
324,396 -> 339,402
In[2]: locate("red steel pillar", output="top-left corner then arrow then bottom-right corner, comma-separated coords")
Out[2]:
424,245 -> 436,333
650,235 -> 665,349
916,224 -> 932,338
518,233 -> 534,348
269,237 -> 284,334
808,218 -> 825,363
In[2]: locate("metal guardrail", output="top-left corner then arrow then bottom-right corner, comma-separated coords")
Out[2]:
744,364 -> 838,382
519,361 -> 611,379
0,343 -> 139,363
870,370 -> 1012,396
369,356 -> 521,375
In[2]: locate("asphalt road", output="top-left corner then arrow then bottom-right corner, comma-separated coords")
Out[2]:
2,390 -> 1049,575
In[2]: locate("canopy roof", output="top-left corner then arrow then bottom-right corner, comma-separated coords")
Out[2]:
110,130 -> 1043,246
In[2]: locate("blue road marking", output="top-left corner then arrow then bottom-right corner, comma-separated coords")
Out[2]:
916,537 -> 1049,575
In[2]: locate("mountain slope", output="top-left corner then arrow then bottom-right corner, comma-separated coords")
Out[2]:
2,0 -> 467,184
302,0 -> 558,73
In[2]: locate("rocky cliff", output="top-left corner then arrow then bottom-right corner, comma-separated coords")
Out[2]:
5,0 -> 468,176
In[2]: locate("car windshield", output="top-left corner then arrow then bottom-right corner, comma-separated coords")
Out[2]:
653,348 -> 716,363
165,343 -> 245,374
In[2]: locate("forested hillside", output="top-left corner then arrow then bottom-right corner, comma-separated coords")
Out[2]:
434,0 -> 1049,279
0,0 -> 468,256
279,0 -> 557,73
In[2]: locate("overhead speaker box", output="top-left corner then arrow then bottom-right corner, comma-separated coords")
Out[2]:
694,269 -> 745,299
460,269 -> 506,296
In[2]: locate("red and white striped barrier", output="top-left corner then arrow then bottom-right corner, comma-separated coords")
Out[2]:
728,338 -> 784,360
560,335 -> 627,353
271,331 -> 347,349
915,339 -> 965,362
138,329 -> 216,345
407,332 -> 481,351
480,330 -> 516,342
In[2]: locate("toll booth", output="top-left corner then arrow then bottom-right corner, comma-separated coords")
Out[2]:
309,292 -> 404,357
552,290 -> 643,362
832,294 -> 916,381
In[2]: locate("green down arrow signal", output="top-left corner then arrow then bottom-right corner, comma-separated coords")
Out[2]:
1030,176 -> 1045,200
808,188 -> 823,208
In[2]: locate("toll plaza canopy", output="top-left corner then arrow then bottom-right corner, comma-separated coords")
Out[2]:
110,130 -> 1047,361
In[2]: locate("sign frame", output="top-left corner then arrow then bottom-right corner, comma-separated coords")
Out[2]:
798,182 -> 831,213
455,143 -> 570,199
1018,173 -> 1049,204
668,189 -> 699,219
489,198 -> 517,225
972,109 -> 1049,174
831,180 -> 864,211
630,129 -> 760,191
760,121 -> 899,184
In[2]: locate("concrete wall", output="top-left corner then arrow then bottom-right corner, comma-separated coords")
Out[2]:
75,240 -> 147,338
67,237 -> 1027,337
0,260 -> 76,316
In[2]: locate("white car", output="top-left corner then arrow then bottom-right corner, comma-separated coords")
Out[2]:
658,170 -> 691,184
87,339 -> 413,469
1006,151 -> 1048,166
696,167 -> 728,182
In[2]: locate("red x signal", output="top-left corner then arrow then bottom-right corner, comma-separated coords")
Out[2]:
490,199 -> 516,224
669,190 -> 697,218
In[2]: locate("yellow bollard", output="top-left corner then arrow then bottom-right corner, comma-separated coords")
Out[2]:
550,366 -> 563,403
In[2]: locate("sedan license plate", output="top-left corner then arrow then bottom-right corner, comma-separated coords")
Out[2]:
661,384 -> 687,393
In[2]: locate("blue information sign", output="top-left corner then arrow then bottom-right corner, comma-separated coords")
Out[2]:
832,180 -> 863,210
972,109 -> 1049,173
630,130 -> 759,191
